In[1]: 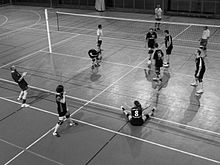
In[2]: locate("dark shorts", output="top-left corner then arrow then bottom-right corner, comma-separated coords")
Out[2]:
195,69 -> 206,81
130,117 -> 144,126
18,80 -> 28,91
200,39 -> 207,47
97,40 -> 102,47
166,45 -> 173,55
148,41 -> 155,49
58,109 -> 68,117
155,18 -> 161,21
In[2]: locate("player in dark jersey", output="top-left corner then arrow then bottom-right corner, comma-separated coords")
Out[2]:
164,30 -> 173,67
88,48 -> 102,69
53,85 -> 77,137
153,43 -> 164,83
145,28 -> 157,62
121,100 -> 155,126
190,49 -> 206,95
10,65 -> 29,107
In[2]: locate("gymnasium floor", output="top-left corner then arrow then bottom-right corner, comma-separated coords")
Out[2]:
0,5 -> 220,165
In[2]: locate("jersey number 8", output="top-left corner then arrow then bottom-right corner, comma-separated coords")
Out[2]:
134,110 -> 139,117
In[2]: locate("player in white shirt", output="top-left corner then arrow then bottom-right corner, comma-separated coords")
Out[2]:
200,26 -> 210,57
97,24 -> 103,52
155,4 -> 162,31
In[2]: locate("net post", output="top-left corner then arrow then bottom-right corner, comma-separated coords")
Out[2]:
45,9 -> 52,53
56,12 -> 60,31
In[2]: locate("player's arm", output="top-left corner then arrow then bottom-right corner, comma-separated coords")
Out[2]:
196,58 -> 202,77
57,92 -> 66,103
18,72 -> 27,82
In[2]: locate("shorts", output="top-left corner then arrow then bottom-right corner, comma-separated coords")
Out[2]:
97,40 -> 102,47
155,18 -> 161,21
18,80 -> 28,91
130,117 -> 144,126
195,69 -> 205,81
200,39 -> 207,47
58,111 -> 69,120
148,41 -> 155,49
166,45 -> 173,55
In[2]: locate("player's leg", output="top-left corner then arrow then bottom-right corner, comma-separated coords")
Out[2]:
142,106 -> 156,121
65,111 -> 78,126
121,106 -> 132,121
191,72 -> 199,86
21,89 -> 29,107
17,91 -> 24,101
53,116 -> 65,137
196,71 -> 205,94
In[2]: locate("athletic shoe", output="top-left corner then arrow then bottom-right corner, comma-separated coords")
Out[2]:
163,63 -> 169,67
121,106 -> 125,111
21,103 -> 29,108
196,89 -> 204,94
17,97 -> 21,101
153,77 -> 158,81
70,122 -> 78,126
190,82 -> 198,86
53,132 -> 60,137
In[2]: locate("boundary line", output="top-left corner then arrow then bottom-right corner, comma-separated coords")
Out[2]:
1,96 -> 220,165
0,15 -> 8,26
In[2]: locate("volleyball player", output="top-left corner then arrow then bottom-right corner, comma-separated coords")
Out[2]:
121,100 -> 155,126
155,4 -> 162,31
97,24 -> 103,52
200,26 -> 210,57
10,65 -> 29,107
152,43 -> 164,82
164,30 -> 173,67
53,85 -> 77,137
88,48 -> 102,69
145,28 -> 157,63
190,49 -> 206,95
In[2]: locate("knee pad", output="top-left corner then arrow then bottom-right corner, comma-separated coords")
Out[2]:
58,120 -> 64,125
148,49 -> 154,54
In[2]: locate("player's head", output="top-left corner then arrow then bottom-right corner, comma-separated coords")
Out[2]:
10,65 -> 16,71
164,30 -> 169,35
149,28 -> 153,33
204,26 -> 208,30
156,4 -> 160,8
196,49 -> 202,57
98,24 -> 102,29
134,100 -> 141,108
56,85 -> 64,94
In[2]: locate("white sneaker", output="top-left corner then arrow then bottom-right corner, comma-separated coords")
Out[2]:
190,82 -> 198,86
17,97 -> 21,101
196,89 -> 204,94
52,132 -> 60,137
21,103 -> 29,108
153,77 -> 158,81
69,122 -> 78,126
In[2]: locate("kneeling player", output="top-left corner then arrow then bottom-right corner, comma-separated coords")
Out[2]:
88,49 -> 102,69
121,100 -> 155,126
53,85 -> 77,137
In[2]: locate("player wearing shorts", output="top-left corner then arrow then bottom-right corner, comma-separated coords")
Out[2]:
190,49 -> 206,95
97,24 -> 103,52
121,100 -> 155,126
153,43 -> 164,83
53,85 -> 77,137
88,48 -> 102,69
10,65 -> 29,107
164,30 -> 173,67
200,26 -> 210,57
145,28 -> 157,62
155,4 -> 162,31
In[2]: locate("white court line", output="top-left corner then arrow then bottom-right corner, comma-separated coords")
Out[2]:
1,77 -> 219,136
0,15 -> 8,26
0,34 -> 80,69
1,96 -> 220,165
175,38 -> 220,45
0,9 -> 42,38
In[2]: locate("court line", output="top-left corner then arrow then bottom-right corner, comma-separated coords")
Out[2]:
0,9 -> 42,38
175,38 -> 220,45
40,50 -> 220,83
0,34 -> 80,69
1,96 -> 220,164
0,15 -> 8,26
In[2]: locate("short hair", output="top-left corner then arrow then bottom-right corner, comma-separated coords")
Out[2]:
134,100 -> 141,108
10,65 -> 15,71
197,49 -> 201,55
149,28 -> 153,31
98,24 -> 102,29
56,85 -> 64,93
164,30 -> 169,34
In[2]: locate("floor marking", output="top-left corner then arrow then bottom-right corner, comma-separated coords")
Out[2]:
0,15 -> 8,26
